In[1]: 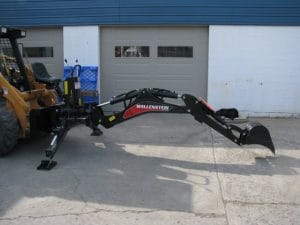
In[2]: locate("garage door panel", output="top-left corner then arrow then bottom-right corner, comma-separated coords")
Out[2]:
153,74 -> 197,82
111,80 -> 153,99
101,27 -> 208,110
113,65 -> 152,74
152,79 -> 195,88
155,60 -> 196,65
153,65 -> 196,74
114,79 -> 152,90
114,61 -> 151,65
20,28 -> 63,78
113,73 -> 150,78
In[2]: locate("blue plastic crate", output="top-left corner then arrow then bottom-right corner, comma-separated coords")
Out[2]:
64,66 -> 99,104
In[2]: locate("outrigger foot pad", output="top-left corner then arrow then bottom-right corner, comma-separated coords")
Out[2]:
37,160 -> 57,170
91,128 -> 103,136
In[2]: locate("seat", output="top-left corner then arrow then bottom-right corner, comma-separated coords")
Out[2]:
31,62 -> 61,85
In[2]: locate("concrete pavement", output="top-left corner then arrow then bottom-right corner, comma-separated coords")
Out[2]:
0,114 -> 299,225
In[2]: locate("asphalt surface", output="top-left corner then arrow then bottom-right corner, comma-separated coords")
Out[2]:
0,114 -> 299,225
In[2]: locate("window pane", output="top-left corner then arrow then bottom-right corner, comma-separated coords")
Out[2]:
23,47 -> 53,57
158,46 -> 193,58
115,46 -> 121,57
115,46 -> 149,58
0,38 -> 21,75
0,38 -> 14,57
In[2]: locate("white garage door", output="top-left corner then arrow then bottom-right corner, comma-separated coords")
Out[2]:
19,28 -> 64,79
100,27 -> 208,105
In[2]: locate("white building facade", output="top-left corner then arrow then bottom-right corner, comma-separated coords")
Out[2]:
1,1 -> 299,116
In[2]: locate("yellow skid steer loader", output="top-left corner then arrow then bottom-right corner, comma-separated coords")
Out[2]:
0,26 -> 60,154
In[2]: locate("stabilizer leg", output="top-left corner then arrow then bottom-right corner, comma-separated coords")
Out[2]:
86,106 -> 104,136
37,120 -> 69,170
37,133 -> 59,170
90,126 -> 103,136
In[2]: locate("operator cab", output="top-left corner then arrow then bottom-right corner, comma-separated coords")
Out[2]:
0,26 -> 29,91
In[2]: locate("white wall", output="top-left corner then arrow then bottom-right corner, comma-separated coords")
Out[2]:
208,25 -> 300,117
63,26 -> 100,66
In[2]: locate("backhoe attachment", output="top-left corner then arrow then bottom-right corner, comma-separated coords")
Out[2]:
91,88 -> 275,153
41,88 -> 275,170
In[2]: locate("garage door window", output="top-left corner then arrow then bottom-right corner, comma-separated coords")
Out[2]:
158,46 -> 193,58
23,47 -> 53,58
115,46 -> 149,58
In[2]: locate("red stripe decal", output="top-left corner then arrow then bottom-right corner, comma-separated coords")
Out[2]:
123,104 -> 169,119
200,99 -> 215,112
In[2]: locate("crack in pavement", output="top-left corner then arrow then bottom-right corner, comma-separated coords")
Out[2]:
69,169 -> 88,211
224,200 -> 300,206
0,208 -> 226,221
210,129 -> 230,225
209,129 -> 300,224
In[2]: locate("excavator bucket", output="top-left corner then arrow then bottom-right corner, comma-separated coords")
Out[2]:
239,122 -> 275,154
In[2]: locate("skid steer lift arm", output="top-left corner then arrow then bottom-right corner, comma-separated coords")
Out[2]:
89,88 -> 275,152
39,88 -> 275,170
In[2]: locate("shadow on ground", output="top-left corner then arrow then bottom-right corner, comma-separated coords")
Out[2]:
0,115 -> 299,218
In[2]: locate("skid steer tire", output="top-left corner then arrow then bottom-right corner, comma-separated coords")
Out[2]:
0,98 -> 19,156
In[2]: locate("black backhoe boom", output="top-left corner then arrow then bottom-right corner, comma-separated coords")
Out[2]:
90,88 -> 274,151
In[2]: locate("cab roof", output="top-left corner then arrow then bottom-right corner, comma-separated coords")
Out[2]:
0,26 -> 26,39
